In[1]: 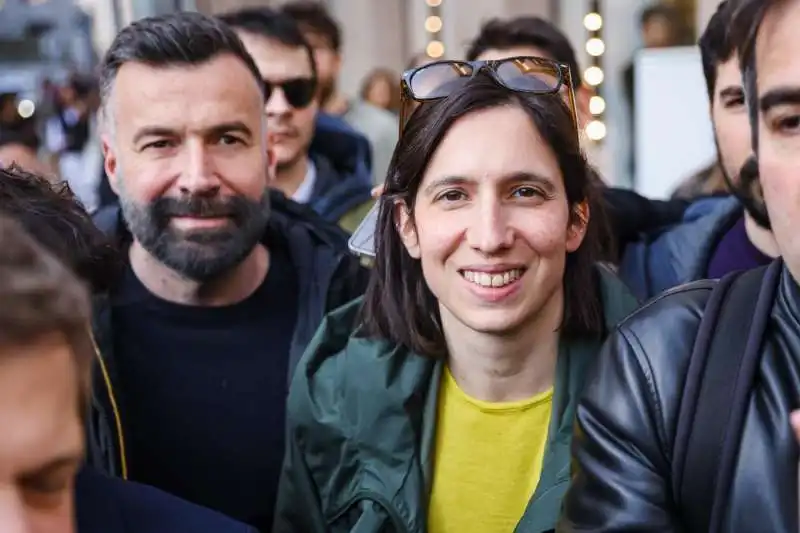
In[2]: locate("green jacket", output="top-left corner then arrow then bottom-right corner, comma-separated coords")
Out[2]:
274,267 -> 638,533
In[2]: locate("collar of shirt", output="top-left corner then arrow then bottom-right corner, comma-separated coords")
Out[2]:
291,158 -> 317,204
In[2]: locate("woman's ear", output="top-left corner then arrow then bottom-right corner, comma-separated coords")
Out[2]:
394,201 -> 421,258
567,200 -> 589,253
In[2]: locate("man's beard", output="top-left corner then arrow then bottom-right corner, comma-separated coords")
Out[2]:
715,135 -> 772,230
119,190 -> 271,281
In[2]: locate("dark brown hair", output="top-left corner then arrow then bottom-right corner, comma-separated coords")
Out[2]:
217,6 -> 318,84
699,1 -> 736,101
0,165 -> 120,293
281,1 -> 341,52
360,74 -> 607,357
0,213 -> 92,412
732,0 -> 780,148
467,17 -> 580,84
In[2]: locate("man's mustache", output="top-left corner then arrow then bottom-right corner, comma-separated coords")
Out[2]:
150,196 -> 247,223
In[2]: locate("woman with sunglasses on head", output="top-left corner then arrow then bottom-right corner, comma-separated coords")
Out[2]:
273,58 -> 639,533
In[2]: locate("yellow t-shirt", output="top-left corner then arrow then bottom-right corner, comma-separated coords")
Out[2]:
428,367 -> 553,533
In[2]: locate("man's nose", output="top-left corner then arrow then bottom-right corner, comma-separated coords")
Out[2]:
175,138 -> 221,196
465,199 -> 514,254
266,87 -> 293,116
0,488 -> 29,533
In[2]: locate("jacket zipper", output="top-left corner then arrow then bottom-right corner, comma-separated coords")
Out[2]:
330,490 -> 410,532
89,328 -> 128,479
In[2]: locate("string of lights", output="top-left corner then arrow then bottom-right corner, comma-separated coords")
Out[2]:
584,0 -> 607,142
425,0 -> 444,59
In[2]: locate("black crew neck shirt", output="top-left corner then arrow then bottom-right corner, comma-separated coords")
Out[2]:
111,243 -> 298,532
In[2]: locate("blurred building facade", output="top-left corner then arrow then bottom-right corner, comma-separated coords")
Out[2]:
0,0 -> 96,105
19,0 -> 723,187
186,0 -> 723,185
188,0 -> 552,99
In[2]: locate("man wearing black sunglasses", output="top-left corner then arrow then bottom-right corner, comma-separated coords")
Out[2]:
219,7 -> 374,235
282,1 -> 399,186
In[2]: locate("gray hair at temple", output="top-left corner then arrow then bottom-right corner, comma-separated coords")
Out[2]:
97,11 -> 265,135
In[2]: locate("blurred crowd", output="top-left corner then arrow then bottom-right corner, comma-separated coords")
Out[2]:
0,74 -> 101,206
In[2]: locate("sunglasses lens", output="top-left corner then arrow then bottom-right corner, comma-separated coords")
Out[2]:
262,80 -> 274,102
282,79 -> 317,108
496,58 -> 561,92
409,62 -> 473,100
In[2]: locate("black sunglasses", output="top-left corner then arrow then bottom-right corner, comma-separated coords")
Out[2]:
263,78 -> 317,109
399,56 -> 578,135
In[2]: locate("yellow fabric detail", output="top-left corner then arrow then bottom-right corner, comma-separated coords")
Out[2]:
428,366 -> 553,533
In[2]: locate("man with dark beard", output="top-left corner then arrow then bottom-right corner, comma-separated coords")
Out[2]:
88,12 -> 368,532
618,0 -> 778,300
0,165 -> 258,533
558,0 -> 800,529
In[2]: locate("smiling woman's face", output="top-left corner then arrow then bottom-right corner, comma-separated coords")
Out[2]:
396,104 -> 586,336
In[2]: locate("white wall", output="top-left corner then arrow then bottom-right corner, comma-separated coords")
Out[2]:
635,47 -> 715,198
329,0 -> 408,98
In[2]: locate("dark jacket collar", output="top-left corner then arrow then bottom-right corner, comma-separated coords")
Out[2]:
311,112 -> 373,176
619,196 -> 742,300
307,118 -> 373,222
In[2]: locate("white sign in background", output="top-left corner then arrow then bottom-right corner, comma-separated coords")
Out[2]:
634,46 -> 717,199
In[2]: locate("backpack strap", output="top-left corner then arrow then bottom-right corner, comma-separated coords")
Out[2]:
672,260 -> 782,532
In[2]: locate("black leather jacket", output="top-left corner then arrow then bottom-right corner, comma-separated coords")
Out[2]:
558,265 -> 800,532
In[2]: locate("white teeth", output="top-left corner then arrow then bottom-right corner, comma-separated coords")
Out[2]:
461,269 -> 523,288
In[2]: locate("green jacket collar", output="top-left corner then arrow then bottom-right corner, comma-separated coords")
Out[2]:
518,265 -> 637,531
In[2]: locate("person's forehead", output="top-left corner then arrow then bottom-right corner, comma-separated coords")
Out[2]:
237,33 -> 313,80
756,0 -> 800,89
715,57 -> 742,89
111,56 -> 263,131
0,335 -> 79,435
425,106 -> 558,180
476,45 -> 555,63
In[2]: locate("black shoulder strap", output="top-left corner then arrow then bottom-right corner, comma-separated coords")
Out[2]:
673,260 -> 782,532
